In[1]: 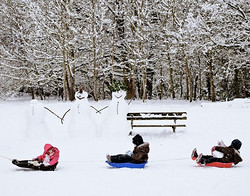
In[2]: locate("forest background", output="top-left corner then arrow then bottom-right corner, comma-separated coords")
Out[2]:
0,0 -> 249,102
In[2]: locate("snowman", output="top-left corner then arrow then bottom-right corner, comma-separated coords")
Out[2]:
109,90 -> 128,116
101,89 -> 129,137
25,99 -> 49,140
65,89 -> 97,138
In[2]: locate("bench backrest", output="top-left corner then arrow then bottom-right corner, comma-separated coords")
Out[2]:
128,112 -> 186,116
127,112 -> 187,121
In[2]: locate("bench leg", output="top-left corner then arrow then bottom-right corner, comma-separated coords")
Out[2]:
129,120 -> 133,136
172,126 -> 176,133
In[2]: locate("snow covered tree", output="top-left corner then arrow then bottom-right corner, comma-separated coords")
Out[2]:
0,0 -> 249,101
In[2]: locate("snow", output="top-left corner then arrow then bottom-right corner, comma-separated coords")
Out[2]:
0,98 -> 250,196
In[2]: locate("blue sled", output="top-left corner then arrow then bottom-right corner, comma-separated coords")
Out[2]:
106,161 -> 147,169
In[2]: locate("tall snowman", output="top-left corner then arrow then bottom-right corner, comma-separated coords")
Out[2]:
66,89 -> 97,138
25,99 -> 49,140
101,81 -> 129,136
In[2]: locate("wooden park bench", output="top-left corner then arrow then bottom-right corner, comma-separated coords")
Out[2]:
127,112 -> 187,134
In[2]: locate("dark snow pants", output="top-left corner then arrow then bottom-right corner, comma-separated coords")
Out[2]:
12,160 -> 58,171
199,155 -> 224,164
110,154 -> 134,163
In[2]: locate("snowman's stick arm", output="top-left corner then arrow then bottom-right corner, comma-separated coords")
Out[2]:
98,106 -> 109,113
44,107 -> 66,124
128,94 -> 135,105
90,106 -> 102,114
61,109 -> 71,123
90,105 -> 109,114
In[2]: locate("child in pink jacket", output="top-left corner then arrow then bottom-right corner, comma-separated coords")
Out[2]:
12,143 -> 59,171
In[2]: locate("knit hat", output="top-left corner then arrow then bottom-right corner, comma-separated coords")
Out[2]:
230,139 -> 242,150
132,134 -> 144,146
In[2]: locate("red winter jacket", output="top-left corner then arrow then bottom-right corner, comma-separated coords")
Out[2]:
37,144 -> 59,166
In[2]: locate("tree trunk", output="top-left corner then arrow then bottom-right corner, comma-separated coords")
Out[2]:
92,0 -> 98,101
194,75 -> 198,101
182,48 -> 192,102
166,42 -> 175,99
126,3 -> 138,100
208,50 -> 215,102
180,69 -> 183,98
139,0 -> 147,101
141,62 -> 147,101
126,70 -> 136,100
241,68 -> 246,98
159,63 -> 163,100
38,88 -> 43,100
198,55 -> 202,100
139,42 -> 147,101
66,47 -> 75,101
146,68 -> 153,99
62,46 -> 68,101
59,2 -> 69,102
233,68 -> 240,98
30,87 -> 35,99
184,62 -> 189,99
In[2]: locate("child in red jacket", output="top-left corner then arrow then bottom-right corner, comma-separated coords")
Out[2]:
12,143 -> 59,171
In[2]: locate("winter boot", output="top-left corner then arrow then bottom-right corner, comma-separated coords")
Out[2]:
12,159 -> 19,165
106,154 -> 112,162
196,153 -> 203,164
191,148 -> 198,160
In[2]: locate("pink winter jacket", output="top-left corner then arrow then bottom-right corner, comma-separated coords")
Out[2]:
37,144 -> 59,166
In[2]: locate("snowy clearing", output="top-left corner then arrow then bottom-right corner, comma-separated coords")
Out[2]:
0,98 -> 250,196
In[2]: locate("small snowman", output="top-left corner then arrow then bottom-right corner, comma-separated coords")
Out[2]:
101,81 -> 129,136
72,89 -> 91,116
25,99 -> 49,140
109,90 -> 128,116
66,88 -> 97,138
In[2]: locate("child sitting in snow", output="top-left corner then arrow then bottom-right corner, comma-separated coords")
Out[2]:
106,134 -> 150,163
12,143 -> 59,171
191,139 -> 243,165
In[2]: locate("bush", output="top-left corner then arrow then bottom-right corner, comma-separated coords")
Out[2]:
109,80 -> 127,92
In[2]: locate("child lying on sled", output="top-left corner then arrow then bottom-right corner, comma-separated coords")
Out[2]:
191,139 -> 243,166
12,143 -> 59,171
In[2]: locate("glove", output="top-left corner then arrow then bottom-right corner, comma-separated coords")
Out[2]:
43,161 -> 50,166
43,154 -> 50,166
211,146 -> 216,154
32,161 -> 42,166
126,150 -> 132,156
217,140 -> 226,147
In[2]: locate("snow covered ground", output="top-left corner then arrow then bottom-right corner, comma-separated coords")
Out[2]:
0,98 -> 250,196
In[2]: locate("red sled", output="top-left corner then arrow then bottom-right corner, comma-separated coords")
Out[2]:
197,162 -> 234,168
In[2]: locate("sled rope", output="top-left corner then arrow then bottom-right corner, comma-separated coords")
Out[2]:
60,158 -> 189,164
150,157 -> 189,162
60,160 -> 103,163
1,156 -> 189,163
0,155 -> 12,161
